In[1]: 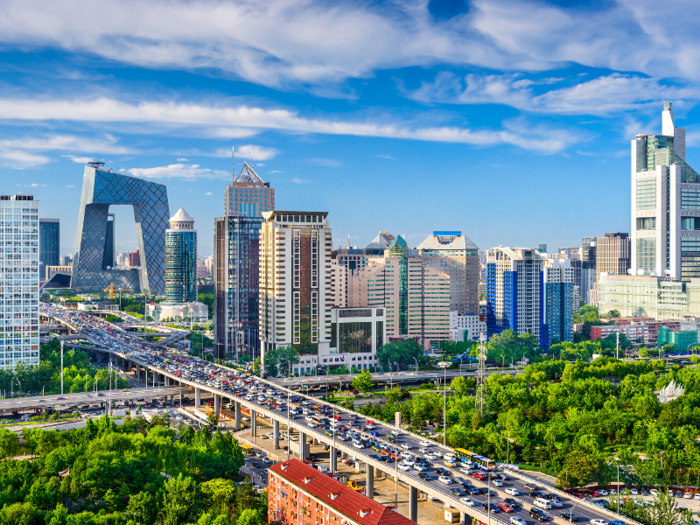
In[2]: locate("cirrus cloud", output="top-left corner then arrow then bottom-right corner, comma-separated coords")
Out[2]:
128,163 -> 229,180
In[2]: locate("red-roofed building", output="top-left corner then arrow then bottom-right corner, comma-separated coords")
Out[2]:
268,458 -> 416,525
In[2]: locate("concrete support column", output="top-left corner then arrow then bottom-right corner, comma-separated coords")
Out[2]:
214,394 -> 221,416
251,410 -> 257,437
234,401 -> 241,430
409,486 -> 417,523
195,388 -> 201,407
273,420 -> 280,449
136,364 -> 140,387
460,511 -> 467,525
330,446 -> 337,472
164,375 -> 170,387
152,370 -> 156,388
366,465 -> 374,499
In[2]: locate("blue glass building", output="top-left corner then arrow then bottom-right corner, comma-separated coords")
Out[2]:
165,208 -> 198,303
39,218 -> 60,281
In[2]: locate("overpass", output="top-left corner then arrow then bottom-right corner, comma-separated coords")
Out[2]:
40,304 -> 640,525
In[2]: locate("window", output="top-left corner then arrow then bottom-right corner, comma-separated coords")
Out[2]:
683,188 -> 700,210
636,178 -> 656,210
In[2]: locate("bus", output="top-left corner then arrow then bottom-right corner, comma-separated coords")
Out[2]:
454,448 -> 496,471
312,415 -> 329,426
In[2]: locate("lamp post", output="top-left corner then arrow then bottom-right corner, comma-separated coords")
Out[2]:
437,359 -> 451,446
60,340 -> 64,395
413,357 -> 419,374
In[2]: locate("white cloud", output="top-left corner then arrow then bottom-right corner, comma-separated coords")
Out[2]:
268,170 -> 283,174
0,150 -> 49,169
375,153 -> 395,160
291,177 -> 310,184
0,135 -> 131,169
205,192 -> 212,195
66,184 -> 75,188
30,183 -> 46,187
177,157 -> 189,161
127,163 -> 229,180
308,158 -> 342,168
214,145 -> 279,161
62,155 -> 94,164
0,96 -> 585,153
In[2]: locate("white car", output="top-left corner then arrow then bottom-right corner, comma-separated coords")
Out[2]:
684,493 -> 693,499
305,415 -> 313,422
695,494 -> 700,501
401,452 -> 413,460
459,467 -> 471,475
403,459 -> 415,467
492,480 -> 503,487
309,422 -> 317,428
419,441 -> 432,447
590,520 -> 608,525
425,453 -> 437,460
352,441 -> 364,449
629,488 -> 638,495
401,443 -> 412,450
460,497 -> 474,507
550,499 -> 562,508
438,476 -> 452,485
398,463 -> 411,471
598,490 -> 608,496
510,518 -> 526,525
505,488 -> 519,496
413,464 -> 426,472
433,450 -> 444,458
649,489 -> 659,496
419,448 -> 429,454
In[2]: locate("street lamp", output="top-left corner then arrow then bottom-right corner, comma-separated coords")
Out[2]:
437,360 -> 451,446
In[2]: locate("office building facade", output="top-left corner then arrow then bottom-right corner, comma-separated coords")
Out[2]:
259,211 -> 333,369
449,311 -> 487,342
543,258 -> 574,343
214,215 -> 264,360
72,164 -> 170,294
581,237 -> 596,304
39,218 -> 60,281
0,195 -> 40,369
631,103 -> 700,280
486,247 -> 546,348
417,231 -> 479,315
165,207 -> 197,303
596,232 -> 631,280
349,236 -> 450,350
321,306 -> 385,374
225,157 -> 275,217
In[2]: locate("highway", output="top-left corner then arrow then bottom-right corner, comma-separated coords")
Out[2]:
41,303 -> 637,525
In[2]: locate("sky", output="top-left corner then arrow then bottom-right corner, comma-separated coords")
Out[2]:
2,0 -> 700,256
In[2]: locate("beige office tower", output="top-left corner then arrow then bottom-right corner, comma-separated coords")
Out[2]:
259,211 -> 333,369
596,232 -> 631,280
349,235 -> 450,351
329,262 -> 346,307
417,231 -> 479,314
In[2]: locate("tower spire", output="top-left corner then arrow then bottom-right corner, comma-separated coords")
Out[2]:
232,146 -> 235,183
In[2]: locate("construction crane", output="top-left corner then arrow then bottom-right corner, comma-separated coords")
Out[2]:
103,283 -> 133,310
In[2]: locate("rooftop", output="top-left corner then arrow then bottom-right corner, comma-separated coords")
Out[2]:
269,459 -> 416,525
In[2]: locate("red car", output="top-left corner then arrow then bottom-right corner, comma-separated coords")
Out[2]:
333,415 -> 342,421
498,503 -> 514,513
472,472 -> 486,480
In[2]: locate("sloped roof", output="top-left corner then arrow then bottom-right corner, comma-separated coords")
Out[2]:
417,233 -> 478,251
234,162 -> 265,184
269,459 -> 416,525
170,207 -> 194,223
366,231 -> 394,250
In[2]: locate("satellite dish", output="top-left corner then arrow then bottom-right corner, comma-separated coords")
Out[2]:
654,268 -> 661,276
664,269 -> 671,275
637,269 -> 645,276
627,269 -> 634,275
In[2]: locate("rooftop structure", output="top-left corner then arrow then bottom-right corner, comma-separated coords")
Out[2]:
225,148 -> 275,218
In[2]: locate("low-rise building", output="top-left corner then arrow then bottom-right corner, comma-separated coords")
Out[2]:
449,311 -> 486,342
656,326 -> 698,351
147,301 -> 209,322
268,458 -> 416,525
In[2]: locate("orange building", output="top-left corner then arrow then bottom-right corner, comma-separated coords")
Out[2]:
268,458 -> 416,525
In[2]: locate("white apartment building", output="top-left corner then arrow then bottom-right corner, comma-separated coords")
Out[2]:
0,195 -> 40,369
259,211 -> 333,374
449,311 -> 486,342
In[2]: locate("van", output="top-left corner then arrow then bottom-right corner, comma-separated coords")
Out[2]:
444,453 -> 456,463
534,497 -> 552,510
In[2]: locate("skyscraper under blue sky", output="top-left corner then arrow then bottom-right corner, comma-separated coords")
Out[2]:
165,208 -> 197,303
39,218 -> 59,281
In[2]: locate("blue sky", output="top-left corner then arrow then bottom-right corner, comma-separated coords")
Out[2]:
2,0 -> 700,256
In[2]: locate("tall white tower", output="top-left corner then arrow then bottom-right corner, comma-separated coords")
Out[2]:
631,103 -> 698,280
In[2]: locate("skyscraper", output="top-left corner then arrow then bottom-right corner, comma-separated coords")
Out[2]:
486,247 -> 546,348
165,208 -> 197,303
596,232 -> 631,281
543,258 -> 574,343
417,231 -> 479,315
580,237 -> 596,304
39,218 -> 59,281
631,103 -> 698,280
225,154 -> 275,217
0,195 -> 40,369
259,211 -> 333,373
214,214 -> 264,360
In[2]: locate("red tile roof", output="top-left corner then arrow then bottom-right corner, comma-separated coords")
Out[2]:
269,458 -> 417,525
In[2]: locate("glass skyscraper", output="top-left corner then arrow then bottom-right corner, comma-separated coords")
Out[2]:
0,195 -> 40,369
39,218 -> 59,281
165,208 -> 197,303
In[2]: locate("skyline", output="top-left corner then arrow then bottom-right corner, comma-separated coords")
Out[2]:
3,0 -> 700,254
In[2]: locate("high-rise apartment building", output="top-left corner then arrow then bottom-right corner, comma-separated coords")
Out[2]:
165,207 -> 197,303
486,247 -> 546,347
349,236 -> 450,350
631,103 -> 698,280
214,214 -> 264,360
259,211 -> 333,373
596,232 -> 631,281
581,237 -> 596,304
39,218 -> 59,281
0,195 -> 40,369
417,231 -> 479,315
543,258 -> 574,343
329,263 -> 346,307
225,157 -> 275,217
128,250 -> 140,268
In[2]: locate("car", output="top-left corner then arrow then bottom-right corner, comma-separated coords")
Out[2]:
459,467 -> 471,476
262,457 -> 273,465
559,512 -> 579,522
450,488 -> 466,497
590,521 -> 608,525
369,431 -> 379,436
352,441 -> 364,449
419,440 -> 432,447
438,476 -> 452,484
444,460 -> 457,468
458,496 -> 474,507
481,503 -> 499,514
610,521 -> 626,525
308,422 -> 318,428
493,479 -> 503,487
418,472 -> 432,481
505,488 -> 519,496
455,476 -> 468,486
413,463 -> 426,472
472,472 -> 486,480
684,493 -> 693,499
629,488 -> 638,495
524,483 -> 538,491
435,467 -> 450,476
510,518 -> 526,525
695,493 -> 700,501
433,450 -> 443,458
529,491 -> 544,498
649,489 -> 659,496
398,463 -> 411,471
530,508 -> 549,521
499,503 -> 514,513
425,452 -> 437,460
464,485 -> 480,495
403,459 -> 415,466
401,443 -> 412,450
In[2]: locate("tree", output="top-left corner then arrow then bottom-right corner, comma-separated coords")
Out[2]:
351,370 -> 374,394
0,428 -> 19,459
263,346 -> 299,377
162,474 -> 200,525
207,412 -> 220,429
450,376 -> 476,396
604,310 -> 621,318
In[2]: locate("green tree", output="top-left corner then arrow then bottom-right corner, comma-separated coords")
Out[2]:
263,346 -> 299,378
450,376 -> 476,396
351,370 -> 374,393
163,474 -> 200,525
125,491 -> 158,525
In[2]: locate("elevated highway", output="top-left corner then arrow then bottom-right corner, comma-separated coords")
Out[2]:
40,304 -> 640,525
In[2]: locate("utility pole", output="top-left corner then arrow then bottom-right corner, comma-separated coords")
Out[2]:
475,333 -> 488,416
60,340 -> 64,395
616,331 -> 619,360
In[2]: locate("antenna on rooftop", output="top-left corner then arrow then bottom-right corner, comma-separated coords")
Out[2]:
232,146 -> 235,182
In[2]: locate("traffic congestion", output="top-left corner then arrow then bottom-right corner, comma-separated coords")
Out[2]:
42,303 -> 633,525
